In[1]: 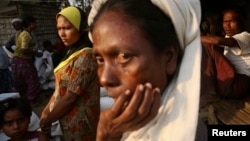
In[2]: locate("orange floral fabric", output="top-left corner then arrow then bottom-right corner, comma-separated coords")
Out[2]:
53,48 -> 100,141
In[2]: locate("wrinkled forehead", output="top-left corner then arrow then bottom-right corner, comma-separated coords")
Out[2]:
92,10 -> 145,43
90,9 -> 143,42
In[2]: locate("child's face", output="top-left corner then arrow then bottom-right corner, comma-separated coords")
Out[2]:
1,109 -> 30,140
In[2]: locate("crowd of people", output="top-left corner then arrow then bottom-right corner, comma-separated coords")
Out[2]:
0,0 -> 249,141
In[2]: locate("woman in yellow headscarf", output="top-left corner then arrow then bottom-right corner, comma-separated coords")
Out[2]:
40,6 -> 100,141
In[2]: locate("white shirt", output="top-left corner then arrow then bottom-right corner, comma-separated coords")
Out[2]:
224,31 -> 250,76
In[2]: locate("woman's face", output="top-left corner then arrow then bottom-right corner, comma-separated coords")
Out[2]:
223,11 -> 241,36
1,109 -> 30,140
57,15 -> 80,47
92,11 -> 177,99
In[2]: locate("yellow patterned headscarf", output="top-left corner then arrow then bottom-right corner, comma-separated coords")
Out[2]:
57,6 -> 81,31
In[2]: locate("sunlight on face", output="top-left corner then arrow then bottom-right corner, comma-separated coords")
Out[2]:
57,15 -> 80,47
92,11 -> 168,98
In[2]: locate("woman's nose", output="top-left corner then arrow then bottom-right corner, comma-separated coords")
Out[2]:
58,30 -> 65,37
99,64 -> 119,87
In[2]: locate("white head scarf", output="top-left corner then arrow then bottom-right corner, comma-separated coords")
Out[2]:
11,18 -> 22,24
88,0 -> 201,140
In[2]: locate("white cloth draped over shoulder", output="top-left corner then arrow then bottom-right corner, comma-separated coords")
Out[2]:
88,0 -> 202,140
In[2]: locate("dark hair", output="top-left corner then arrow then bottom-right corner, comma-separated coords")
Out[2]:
75,7 -> 92,46
200,11 -> 223,36
22,16 -> 36,28
43,40 -> 52,49
222,5 -> 247,32
0,97 -> 32,127
89,0 -> 180,54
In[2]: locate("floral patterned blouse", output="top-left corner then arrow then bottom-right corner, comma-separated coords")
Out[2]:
51,47 -> 100,141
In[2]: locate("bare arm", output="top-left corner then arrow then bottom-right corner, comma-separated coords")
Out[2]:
96,83 -> 161,141
201,36 -> 239,48
40,90 -> 78,127
40,93 -> 55,121
40,92 -> 55,137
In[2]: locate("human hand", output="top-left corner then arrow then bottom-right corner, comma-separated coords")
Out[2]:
40,118 -> 52,138
40,113 -> 52,138
97,83 -> 161,141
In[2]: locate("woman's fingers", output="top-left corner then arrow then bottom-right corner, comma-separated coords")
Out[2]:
111,83 -> 161,130
110,89 -> 132,118
132,87 -> 161,130
117,84 -> 145,121
118,83 -> 153,124
138,83 -> 153,115
123,84 -> 161,131
97,83 -> 161,139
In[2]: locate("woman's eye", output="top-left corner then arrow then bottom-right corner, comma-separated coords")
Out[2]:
116,53 -> 131,64
95,56 -> 104,64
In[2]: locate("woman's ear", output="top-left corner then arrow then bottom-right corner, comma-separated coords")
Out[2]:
164,45 -> 180,75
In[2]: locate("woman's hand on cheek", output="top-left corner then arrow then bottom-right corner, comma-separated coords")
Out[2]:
97,83 -> 161,141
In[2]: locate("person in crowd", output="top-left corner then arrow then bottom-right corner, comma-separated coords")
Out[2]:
11,16 -> 42,106
200,6 -> 250,107
200,11 -> 223,36
0,46 -> 13,93
0,97 -> 49,141
40,6 -> 100,141
88,0 -> 206,140
52,37 -> 66,68
38,40 -> 55,90
5,18 -> 23,53
42,40 -> 54,66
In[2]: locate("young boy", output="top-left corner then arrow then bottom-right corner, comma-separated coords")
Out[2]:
0,97 -> 49,141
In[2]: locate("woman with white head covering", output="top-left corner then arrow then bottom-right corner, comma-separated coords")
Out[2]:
88,0 -> 205,140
